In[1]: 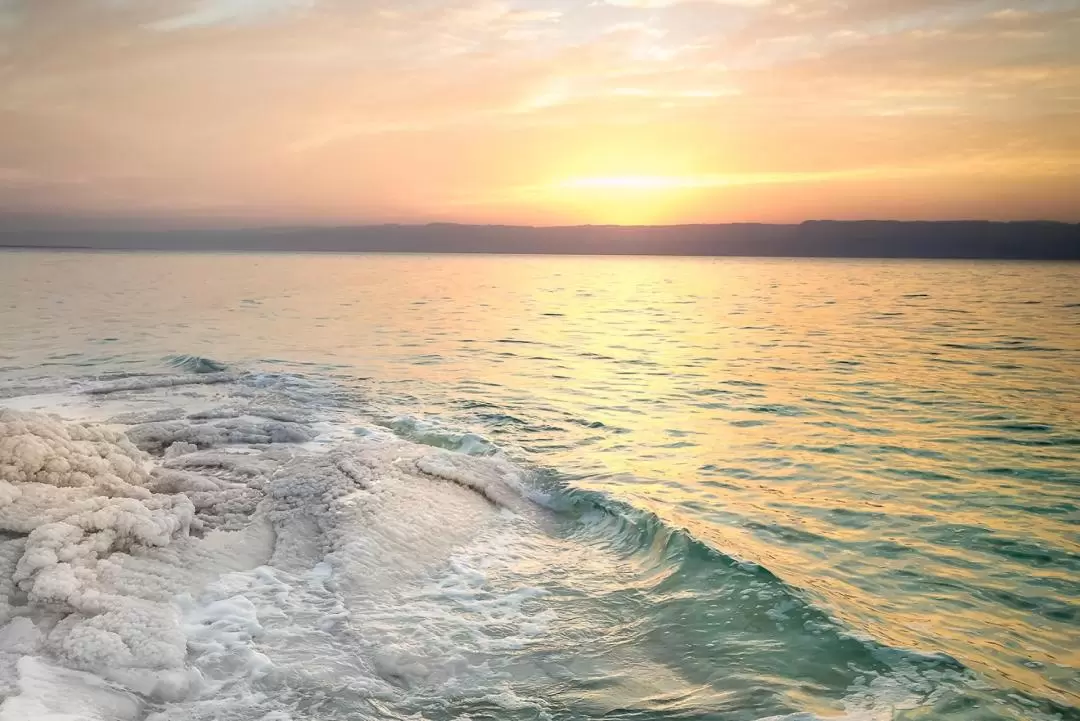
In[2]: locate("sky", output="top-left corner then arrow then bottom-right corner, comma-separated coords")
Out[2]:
1,0 -> 1078,227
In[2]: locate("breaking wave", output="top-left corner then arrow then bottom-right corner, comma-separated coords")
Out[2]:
164,355 -> 230,375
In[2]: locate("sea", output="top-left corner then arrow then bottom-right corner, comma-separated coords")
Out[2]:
0,250 -> 1077,721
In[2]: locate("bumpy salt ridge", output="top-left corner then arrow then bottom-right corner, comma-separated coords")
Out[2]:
0,410 -> 195,699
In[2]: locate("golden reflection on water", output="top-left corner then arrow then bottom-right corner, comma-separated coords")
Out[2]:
1,251 -> 1078,706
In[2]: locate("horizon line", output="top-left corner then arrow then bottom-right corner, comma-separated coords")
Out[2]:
3,218 -> 1080,233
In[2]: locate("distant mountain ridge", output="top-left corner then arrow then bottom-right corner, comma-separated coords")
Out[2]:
2,220 -> 1079,260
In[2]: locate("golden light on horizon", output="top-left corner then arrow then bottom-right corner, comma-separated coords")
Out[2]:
526,175 -> 703,225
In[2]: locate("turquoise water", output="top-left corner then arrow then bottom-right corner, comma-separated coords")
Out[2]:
0,250 -> 1077,720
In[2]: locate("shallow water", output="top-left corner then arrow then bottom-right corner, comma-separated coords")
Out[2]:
0,250 -> 1078,720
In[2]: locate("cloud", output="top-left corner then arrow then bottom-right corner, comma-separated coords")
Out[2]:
148,0 -> 314,31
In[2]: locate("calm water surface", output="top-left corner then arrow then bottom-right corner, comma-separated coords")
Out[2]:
1,251 -> 1078,719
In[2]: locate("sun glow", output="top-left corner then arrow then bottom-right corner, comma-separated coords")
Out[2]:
488,156 -> 1073,226
533,175 -> 708,225
557,175 -> 713,191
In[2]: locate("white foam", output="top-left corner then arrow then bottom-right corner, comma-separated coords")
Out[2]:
83,373 -> 238,395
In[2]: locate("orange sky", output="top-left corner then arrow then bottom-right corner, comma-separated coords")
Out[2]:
1,0 -> 1078,226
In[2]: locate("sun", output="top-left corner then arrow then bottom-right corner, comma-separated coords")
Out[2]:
541,175 -> 712,225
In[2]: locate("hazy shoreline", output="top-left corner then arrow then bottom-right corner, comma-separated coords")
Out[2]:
3,220 -> 1079,260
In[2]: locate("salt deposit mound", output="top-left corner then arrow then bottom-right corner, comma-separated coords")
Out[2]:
0,409 -> 197,710
0,377 -> 532,720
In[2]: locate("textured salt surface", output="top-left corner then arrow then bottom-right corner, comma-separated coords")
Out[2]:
0,372 -> 536,720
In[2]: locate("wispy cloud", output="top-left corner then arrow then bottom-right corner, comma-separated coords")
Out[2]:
148,0 -> 314,31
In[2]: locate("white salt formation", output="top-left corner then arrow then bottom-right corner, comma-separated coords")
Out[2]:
0,410 -> 197,708
0,376 -> 537,720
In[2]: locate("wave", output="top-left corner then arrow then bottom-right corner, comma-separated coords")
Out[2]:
382,415 -> 498,457
164,355 -> 229,375
530,480 -> 1080,720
